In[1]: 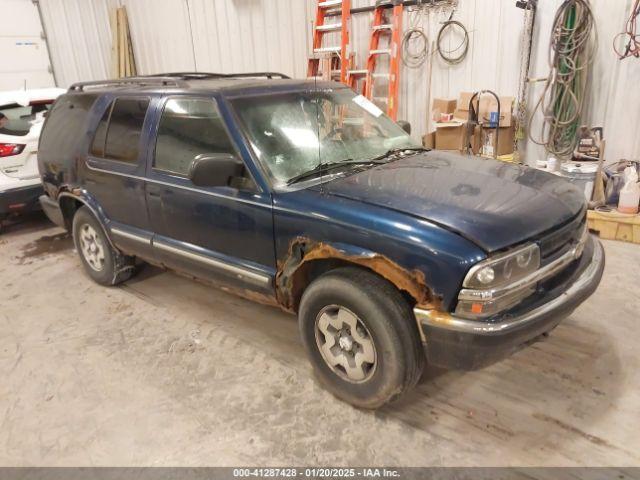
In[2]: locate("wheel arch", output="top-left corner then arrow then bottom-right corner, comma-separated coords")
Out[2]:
275,237 -> 439,313
58,190 -> 117,249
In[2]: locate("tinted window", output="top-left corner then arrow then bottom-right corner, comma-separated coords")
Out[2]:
39,94 -> 98,160
103,97 -> 149,163
154,97 -> 236,176
90,103 -> 111,157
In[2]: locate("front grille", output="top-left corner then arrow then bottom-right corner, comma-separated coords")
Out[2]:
538,210 -> 586,265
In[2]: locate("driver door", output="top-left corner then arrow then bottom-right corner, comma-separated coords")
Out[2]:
145,95 -> 275,293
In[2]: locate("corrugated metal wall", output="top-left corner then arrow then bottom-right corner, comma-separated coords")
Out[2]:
38,0 -> 639,164
38,0 -> 117,87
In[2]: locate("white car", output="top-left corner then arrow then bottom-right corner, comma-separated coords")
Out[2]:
0,88 -> 65,231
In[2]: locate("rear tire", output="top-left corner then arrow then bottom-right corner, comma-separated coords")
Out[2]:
72,206 -> 135,286
298,267 -> 424,409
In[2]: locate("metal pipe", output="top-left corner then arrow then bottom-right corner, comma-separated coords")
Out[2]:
326,0 -> 452,16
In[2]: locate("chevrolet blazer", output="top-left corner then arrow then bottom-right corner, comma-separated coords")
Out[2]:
37,73 -> 605,408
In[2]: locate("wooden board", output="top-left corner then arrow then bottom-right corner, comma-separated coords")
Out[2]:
587,210 -> 640,244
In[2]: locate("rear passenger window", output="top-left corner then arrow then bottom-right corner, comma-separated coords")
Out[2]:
100,97 -> 149,163
154,97 -> 236,176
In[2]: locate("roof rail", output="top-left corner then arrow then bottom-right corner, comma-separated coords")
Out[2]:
147,72 -> 291,80
68,76 -> 186,92
67,72 -> 292,92
222,72 -> 291,79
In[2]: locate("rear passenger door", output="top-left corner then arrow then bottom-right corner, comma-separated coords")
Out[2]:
85,96 -> 155,258
145,95 -> 274,293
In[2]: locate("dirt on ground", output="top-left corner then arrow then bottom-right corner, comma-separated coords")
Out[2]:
0,215 -> 638,466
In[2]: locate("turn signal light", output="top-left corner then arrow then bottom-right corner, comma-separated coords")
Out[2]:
471,303 -> 483,314
0,143 -> 26,157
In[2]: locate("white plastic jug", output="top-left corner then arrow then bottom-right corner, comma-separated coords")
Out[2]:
618,166 -> 640,214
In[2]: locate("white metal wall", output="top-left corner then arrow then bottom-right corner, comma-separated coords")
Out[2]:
37,0 -> 117,87
38,0 -> 640,164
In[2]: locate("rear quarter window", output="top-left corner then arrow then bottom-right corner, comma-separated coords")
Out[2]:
39,94 -> 99,162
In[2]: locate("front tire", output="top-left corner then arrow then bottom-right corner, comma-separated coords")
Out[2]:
298,267 -> 424,409
72,206 -> 135,286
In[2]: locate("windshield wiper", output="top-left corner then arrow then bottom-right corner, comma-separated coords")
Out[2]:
370,147 -> 428,162
286,160 -> 377,186
286,148 -> 428,186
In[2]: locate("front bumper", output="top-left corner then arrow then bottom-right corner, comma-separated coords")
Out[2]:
414,235 -> 605,370
0,183 -> 43,216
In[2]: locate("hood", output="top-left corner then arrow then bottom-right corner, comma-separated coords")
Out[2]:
320,151 -> 585,252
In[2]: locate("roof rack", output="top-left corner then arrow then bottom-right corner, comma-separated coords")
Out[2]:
147,72 -> 291,80
68,76 -> 185,92
67,72 -> 292,92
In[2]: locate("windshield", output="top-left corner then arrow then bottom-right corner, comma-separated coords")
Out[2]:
231,88 -> 419,186
0,101 -> 53,136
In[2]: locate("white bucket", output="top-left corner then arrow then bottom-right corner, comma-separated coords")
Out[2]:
561,162 -> 598,201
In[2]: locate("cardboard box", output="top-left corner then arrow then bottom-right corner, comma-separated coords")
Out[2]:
458,92 -> 475,112
479,126 -> 515,157
478,96 -> 514,127
433,98 -> 457,115
456,92 -> 514,127
453,108 -> 469,121
422,131 -> 435,149
470,124 -> 482,155
432,98 -> 457,122
435,121 -> 467,151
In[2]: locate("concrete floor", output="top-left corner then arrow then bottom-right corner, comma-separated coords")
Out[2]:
0,214 -> 639,467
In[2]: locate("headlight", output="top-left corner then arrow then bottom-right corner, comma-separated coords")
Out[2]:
456,243 -> 541,319
463,243 -> 540,289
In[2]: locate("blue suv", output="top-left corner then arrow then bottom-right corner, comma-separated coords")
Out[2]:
37,73 -> 604,408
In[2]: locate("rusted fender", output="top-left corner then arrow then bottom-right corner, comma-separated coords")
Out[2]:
275,236 -> 440,312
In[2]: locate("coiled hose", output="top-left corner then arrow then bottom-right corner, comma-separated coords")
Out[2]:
528,0 -> 596,160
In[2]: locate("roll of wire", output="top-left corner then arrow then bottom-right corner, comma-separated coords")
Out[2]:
401,3 -> 429,68
436,11 -> 469,65
529,0 -> 596,160
402,27 -> 429,68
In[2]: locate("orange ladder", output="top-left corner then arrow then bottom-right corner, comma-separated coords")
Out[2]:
308,0 -> 352,84
362,0 -> 403,120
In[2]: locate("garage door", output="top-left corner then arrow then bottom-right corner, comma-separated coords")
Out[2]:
0,0 -> 55,90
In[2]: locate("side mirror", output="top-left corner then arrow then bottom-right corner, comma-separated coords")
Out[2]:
188,153 -> 244,188
397,120 -> 411,135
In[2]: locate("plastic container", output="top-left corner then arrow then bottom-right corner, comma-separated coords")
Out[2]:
561,162 -> 598,201
618,166 -> 640,214
547,157 -> 559,172
606,161 -> 640,206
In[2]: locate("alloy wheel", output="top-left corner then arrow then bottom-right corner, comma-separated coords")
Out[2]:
78,223 -> 106,272
314,305 -> 377,383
